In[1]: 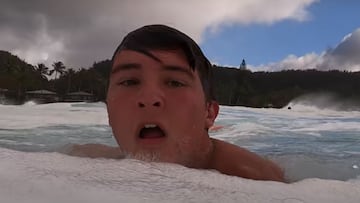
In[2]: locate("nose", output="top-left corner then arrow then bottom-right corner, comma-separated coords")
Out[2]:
138,100 -> 161,108
137,87 -> 164,109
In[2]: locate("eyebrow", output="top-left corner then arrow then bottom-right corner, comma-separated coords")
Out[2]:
111,63 -> 141,75
161,65 -> 195,79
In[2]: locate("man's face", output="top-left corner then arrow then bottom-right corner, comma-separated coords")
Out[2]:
107,49 -> 218,167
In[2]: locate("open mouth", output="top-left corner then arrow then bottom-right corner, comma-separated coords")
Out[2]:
139,124 -> 166,139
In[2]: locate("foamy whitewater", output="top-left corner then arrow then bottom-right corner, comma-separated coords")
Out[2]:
1,100 -> 360,202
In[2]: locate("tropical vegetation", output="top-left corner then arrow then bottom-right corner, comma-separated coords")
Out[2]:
1,50 -> 359,108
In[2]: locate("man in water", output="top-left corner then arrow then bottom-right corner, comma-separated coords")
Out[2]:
69,24 -> 284,182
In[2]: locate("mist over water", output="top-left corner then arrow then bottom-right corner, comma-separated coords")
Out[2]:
286,93 -> 360,112
1,100 -> 360,202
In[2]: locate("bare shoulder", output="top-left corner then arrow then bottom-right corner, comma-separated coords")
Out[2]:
64,143 -> 124,159
209,138 -> 285,182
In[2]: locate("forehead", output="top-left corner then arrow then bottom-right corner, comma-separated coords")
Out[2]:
111,50 -> 202,81
113,49 -> 191,68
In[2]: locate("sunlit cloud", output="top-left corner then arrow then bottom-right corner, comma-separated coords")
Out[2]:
252,28 -> 360,72
0,0 -> 317,68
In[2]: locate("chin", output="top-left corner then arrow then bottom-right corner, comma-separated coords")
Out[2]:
123,150 -> 161,162
124,150 -> 186,165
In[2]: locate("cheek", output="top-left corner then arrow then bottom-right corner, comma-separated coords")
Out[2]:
107,100 -> 131,132
168,90 -> 206,115
107,105 -> 133,148
107,88 -> 133,119
167,93 -> 207,134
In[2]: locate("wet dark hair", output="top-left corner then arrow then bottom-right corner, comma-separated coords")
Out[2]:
110,24 -> 215,101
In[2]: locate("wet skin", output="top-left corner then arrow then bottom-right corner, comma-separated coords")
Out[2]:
106,49 -> 217,168
67,49 -> 285,182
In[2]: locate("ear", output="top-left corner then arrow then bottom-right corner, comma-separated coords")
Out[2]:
205,101 -> 219,129
106,100 -> 112,127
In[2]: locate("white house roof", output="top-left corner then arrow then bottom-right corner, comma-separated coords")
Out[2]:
26,90 -> 57,95
66,91 -> 93,96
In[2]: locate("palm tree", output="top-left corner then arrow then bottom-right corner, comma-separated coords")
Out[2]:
51,61 -> 66,80
65,68 -> 76,93
35,63 -> 49,80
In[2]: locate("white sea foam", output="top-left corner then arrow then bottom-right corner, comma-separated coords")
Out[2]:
215,105 -> 360,140
23,100 -> 38,106
1,102 -> 360,201
2,101 -> 359,133
0,102 -> 108,129
1,148 -> 360,203
286,93 -> 360,112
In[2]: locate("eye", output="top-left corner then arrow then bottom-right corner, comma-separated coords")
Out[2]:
166,80 -> 185,87
117,79 -> 139,86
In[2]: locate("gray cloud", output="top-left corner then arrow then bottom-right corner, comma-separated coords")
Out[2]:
0,0 -> 316,69
320,29 -> 360,71
255,28 -> 360,72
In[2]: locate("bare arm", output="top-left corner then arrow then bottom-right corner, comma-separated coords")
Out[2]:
209,138 -> 285,182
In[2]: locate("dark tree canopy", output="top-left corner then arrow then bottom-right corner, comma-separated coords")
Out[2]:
1,50 -> 359,107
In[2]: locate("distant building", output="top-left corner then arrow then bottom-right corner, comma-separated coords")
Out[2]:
0,88 -> 8,100
25,90 -> 59,103
239,59 -> 247,70
0,88 -> 8,93
64,91 -> 95,102
266,103 -> 274,108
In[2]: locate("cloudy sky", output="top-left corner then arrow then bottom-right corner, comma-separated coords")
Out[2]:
1,0 -> 360,71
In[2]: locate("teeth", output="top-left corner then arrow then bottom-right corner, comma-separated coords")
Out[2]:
144,124 -> 157,128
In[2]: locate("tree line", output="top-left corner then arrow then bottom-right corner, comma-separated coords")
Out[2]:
1,50 -> 359,107
213,65 -> 360,108
0,51 -> 110,103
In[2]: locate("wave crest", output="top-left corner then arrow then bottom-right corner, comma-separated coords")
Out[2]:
286,93 -> 360,112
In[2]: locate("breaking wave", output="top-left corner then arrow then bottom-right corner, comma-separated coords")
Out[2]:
285,93 -> 360,112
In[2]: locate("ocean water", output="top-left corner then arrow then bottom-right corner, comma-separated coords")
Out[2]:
1,100 -> 360,202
